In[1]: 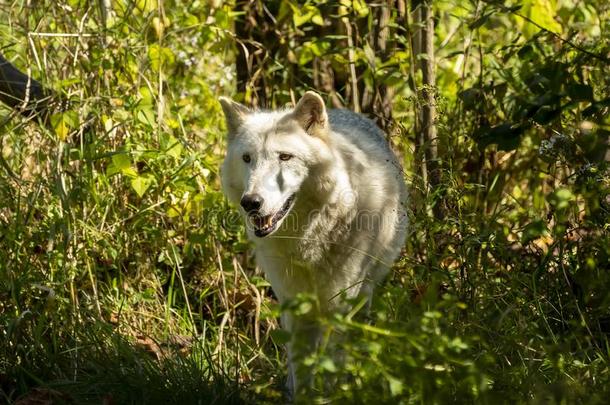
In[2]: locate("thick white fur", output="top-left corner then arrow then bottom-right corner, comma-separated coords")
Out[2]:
219,92 -> 408,396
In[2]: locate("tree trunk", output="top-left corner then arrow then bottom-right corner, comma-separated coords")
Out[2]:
411,0 -> 441,218
420,1 -> 440,196
361,0 -> 394,131
374,1 -> 394,131
0,54 -> 53,123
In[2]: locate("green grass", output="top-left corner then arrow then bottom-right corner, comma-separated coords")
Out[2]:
1,1 -> 609,404
2,324 -> 243,404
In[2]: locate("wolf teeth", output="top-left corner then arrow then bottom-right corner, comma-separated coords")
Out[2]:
255,216 -> 273,230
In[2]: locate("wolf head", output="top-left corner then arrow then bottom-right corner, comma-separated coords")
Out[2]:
219,92 -> 334,238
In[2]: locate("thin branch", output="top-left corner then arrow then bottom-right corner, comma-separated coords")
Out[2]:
343,17 -> 360,113
512,11 -> 610,64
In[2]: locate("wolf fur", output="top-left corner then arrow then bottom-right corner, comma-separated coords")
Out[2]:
219,91 -> 408,395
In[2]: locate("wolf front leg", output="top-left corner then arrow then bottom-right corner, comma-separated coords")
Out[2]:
281,311 -> 325,399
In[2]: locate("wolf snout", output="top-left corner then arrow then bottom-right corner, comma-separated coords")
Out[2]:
240,193 -> 264,213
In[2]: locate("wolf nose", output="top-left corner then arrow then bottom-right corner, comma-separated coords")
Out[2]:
240,194 -> 263,213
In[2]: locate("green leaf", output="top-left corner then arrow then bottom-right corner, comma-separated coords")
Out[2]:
518,0 -> 562,37
296,300 -> 313,316
522,220 -> 549,243
213,9 -> 230,29
352,0 -> 369,17
387,375 -> 404,396
161,134 -> 183,159
130,175 -> 153,197
135,0 -> 156,13
311,13 -> 324,26
50,111 -> 79,141
136,108 -> 156,128
148,44 -> 175,72
107,153 -> 137,178
291,4 -> 323,27
548,188 -> 575,210
138,86 -> 154,107
319,357 -> 337,373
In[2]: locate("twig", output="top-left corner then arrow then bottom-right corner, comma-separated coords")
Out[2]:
343,17 -> 360,112
512,11 -> 610,64
27,32 -> 96,38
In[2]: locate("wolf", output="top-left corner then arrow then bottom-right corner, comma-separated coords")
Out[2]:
219,91 -> 408,396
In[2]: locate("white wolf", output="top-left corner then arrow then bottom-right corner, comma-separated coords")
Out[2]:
219,91 -> 407,395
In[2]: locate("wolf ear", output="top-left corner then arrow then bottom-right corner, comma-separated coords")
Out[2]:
219,97 -> 250,138
293,91 -> 328,138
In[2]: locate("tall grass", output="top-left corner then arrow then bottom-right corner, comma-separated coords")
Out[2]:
0,1 -> 271,402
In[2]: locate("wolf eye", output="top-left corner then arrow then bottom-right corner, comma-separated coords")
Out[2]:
279,153 -> 293,161
242,154 -> 251,163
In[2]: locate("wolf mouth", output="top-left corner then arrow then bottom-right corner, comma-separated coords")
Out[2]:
250,194 -> 296,237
